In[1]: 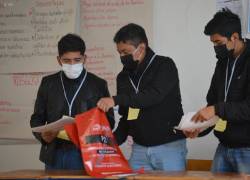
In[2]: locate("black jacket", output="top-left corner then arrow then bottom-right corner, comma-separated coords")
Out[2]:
207,39 -> 250,148
30,70 -> 114,165
113,48 -> 185,146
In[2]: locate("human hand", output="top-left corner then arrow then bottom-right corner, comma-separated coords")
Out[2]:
97,97 -> 115,112
183,129 -> 201,139
192,106 -> 215,123
41,131 -> 58,143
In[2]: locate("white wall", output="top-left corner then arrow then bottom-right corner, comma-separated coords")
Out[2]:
153,0 -> 218,160
0,0 -> 248,171
0,144 -> 43,171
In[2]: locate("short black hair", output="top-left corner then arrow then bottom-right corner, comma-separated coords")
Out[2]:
204,8 -> 242,39
58,33 -> 86,56
113,23 -> 148,47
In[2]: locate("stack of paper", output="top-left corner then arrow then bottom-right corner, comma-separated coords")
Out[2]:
175,112 -> 219,131
31,116 -> 74,133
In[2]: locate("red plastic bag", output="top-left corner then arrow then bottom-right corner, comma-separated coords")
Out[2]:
65,107 -> 133,177
64,122 -> 80,148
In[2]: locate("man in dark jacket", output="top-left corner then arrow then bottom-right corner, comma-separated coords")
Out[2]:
190,9 -> 250,174
97,23 -> 187,171
30,33 -> 114,170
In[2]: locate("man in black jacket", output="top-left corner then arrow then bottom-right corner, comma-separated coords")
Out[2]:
30,34 -> 114,170
190,9 -> 250,173
97,23 -> 187,171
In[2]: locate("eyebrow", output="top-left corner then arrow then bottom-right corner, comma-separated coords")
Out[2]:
211,39 -> 223,44
62,57 -> 82,60
118,49 -> 130,54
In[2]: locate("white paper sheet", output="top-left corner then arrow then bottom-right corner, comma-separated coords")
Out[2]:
175,112 -> 219,130
31,116 -> 74,133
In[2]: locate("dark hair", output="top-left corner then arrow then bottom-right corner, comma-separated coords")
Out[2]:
113,23 -> 148,47
58,33 -> 86,56
204,8 -> 242,39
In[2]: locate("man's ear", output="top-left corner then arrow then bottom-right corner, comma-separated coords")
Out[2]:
134,43 -> 146,62
138,43 -> 146,52
83,54 -> 87,64
139,43 -> 147,57
231,32 -> 239,42
57,56 -> 62,66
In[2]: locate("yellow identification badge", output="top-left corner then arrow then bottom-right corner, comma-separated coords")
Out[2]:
214,118 -> 227,132
127,107 -> 140,120
57,130 -> 70,141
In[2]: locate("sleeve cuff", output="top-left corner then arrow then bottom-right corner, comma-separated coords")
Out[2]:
113,95 -> 125,106
214,104 -> 220,116
214,102 -> 225,118
112,96 -> 118,105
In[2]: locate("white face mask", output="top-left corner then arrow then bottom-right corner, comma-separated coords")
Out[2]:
62,63 -> 83,79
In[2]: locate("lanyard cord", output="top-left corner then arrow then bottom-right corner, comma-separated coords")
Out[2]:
60,70 -> 87,116
224,55 -> 240,102
129,54 -> 157,94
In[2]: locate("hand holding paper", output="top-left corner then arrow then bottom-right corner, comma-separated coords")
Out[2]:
31,116 -> 74,133
175,112 -> 219,131
182,129 -> 201,139
192,106 -> 216,123
41,131 -> 58,143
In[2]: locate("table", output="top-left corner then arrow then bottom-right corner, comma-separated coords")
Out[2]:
0,170 -> 249,180
0,169 -> 120,179
126,171 -> 249,180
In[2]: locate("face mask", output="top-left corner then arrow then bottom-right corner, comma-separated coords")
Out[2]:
120,47 -> 139,71
62,63 -> 83,79
214,44 -> 234,59
120,54 -> 139,71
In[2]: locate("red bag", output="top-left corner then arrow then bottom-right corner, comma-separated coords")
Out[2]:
64,122 -> 80,148
65,107 -> 133,177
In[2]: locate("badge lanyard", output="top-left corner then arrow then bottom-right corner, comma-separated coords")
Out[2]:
129,54 -> 157,94
60,71 -> 87,116
224,56 -> 240,102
